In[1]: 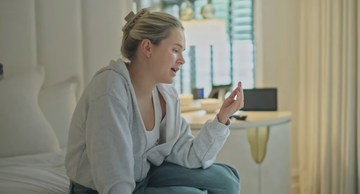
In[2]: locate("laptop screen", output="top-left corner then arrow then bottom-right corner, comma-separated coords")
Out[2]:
242,88 -> 277,111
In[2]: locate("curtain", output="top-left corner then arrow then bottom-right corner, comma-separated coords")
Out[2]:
297,0 -> 359,194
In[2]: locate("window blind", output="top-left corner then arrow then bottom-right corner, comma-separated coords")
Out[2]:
135,0 -> 255,95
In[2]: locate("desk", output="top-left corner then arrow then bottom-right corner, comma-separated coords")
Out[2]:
181,110 -> 292,194
180,99 -> 203,113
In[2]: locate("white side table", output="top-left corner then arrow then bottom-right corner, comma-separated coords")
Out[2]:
181,111 -> 292,194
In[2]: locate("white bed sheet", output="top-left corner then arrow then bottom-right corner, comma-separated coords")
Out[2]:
0,149 -> 69,194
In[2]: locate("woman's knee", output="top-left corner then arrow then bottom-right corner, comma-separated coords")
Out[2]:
148,162 -> 240,194
210,163 -> 240,194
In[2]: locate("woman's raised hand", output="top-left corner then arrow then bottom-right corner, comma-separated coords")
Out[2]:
217,82 -> 244,124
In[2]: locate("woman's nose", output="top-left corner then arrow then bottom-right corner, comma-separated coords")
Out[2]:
178,56 -> 185,65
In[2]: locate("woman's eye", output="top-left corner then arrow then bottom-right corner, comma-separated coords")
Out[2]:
174,50 -> 179,53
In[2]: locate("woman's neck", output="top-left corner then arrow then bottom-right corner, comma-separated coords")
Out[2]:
127,60 -> 157,100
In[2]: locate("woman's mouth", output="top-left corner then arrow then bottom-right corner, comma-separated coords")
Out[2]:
171,67 -> 179,73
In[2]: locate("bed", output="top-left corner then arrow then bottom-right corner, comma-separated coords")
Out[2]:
0,150 -> 69,194
0,1 -> 132,193
0,66 -> 77,194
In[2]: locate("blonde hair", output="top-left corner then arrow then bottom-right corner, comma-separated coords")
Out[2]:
121,8 -> 184,62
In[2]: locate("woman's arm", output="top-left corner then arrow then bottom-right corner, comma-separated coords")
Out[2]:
165,115 -> 230,169
85,95 -> 135,194
165,82 -> 244,169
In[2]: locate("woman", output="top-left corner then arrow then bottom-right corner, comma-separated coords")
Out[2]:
65,7 -> 243,194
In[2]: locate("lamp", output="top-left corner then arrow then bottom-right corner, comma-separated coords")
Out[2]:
181,19 -> 227,95
182,19 -> 227,46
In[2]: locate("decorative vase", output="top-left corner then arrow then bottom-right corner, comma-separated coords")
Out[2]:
180,0 -> 194,21
201,0 -> 215,19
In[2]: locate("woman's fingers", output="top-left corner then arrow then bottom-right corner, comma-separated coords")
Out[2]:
226,82 -> 241,101
225,82 -> 243,110
234,82 -> 243,109
238,83 -> 244,109
227,84 -> 239,99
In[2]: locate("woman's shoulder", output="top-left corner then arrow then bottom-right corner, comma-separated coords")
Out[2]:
83,60 -> 133,104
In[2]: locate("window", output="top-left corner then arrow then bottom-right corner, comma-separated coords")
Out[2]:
134,0 -> 255,96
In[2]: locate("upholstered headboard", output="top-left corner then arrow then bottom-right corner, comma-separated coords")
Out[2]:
0,0 -> 132,96
0,0 -> 132,157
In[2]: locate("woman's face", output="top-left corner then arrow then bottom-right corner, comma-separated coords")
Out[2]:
149,27 -> 186,84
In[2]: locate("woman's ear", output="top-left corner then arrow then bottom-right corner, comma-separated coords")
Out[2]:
140,39 -> 152,58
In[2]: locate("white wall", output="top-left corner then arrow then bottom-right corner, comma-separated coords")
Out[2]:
258,0 -> 300,193
0,0 -> 132,95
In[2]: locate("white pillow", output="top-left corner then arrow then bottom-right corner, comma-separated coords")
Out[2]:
0,66 -> 61,158
39,80 -> 78,148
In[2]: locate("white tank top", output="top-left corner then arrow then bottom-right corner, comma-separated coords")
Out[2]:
145,87 -> 162,151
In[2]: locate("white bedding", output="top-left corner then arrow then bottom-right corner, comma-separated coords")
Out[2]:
0,150 -> 69,194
